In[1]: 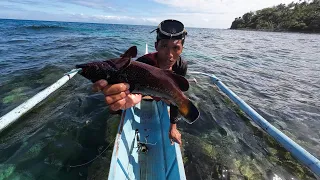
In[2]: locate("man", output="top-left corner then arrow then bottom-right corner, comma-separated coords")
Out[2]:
92,19 -> 188,145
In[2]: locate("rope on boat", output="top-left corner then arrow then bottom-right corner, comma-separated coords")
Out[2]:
69,140 -> 114,168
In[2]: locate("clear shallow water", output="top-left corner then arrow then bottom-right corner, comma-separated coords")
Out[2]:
0,19 -> 319,180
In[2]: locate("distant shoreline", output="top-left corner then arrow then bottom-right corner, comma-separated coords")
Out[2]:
230,1 -> 320,34
229,28 -> 320,34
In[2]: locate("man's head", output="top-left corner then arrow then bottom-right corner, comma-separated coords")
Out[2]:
155,19 -> 187,45
152,19 -> 187,69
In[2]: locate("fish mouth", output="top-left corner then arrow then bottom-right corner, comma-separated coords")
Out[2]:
75,63 -> 97,76
75,64 -> 88,69
75,64 -> 90,76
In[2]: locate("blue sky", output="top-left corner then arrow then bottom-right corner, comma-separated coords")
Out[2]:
0,0 -> 298,28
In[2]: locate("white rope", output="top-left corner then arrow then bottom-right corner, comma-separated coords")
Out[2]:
69,140 -> 114,168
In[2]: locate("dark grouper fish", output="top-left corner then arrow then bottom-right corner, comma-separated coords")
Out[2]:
76,46 -> 199,124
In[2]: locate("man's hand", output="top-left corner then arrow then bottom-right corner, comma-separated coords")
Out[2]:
92,80 -> 142,111
169,123 -> 182,145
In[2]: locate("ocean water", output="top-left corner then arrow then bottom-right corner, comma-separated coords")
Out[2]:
0,19 -> 319,180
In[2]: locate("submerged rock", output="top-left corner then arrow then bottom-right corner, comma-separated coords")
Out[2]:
87,115 -> 120,179
233,158 -> 263,179
0,164 -> 34,180
43,136 -> 83,169
2,87 -> 29,104
105,115 -> 121,143
0,164 -> 15,179
18,141 -> 47,163
182,132 -> 221,179
4,171 -> 35,180
87,151 -> 113,180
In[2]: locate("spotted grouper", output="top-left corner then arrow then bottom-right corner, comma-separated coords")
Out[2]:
76,46 -> 199,124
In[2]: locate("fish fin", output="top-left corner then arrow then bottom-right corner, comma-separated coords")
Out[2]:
178,99 -> 200,124
113,46 -> 137,71
120,46 -> 137,58
163,70 -> 189,91
115,57 -> 131,71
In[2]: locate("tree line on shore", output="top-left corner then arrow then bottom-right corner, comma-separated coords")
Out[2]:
230,0 -> 320,32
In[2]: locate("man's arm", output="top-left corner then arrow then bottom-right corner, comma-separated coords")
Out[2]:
136,55 -> 187,145
169,105 -> 182,145
168,58 -> 188,145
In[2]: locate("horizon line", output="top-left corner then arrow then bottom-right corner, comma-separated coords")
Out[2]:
0,17 -> 229,30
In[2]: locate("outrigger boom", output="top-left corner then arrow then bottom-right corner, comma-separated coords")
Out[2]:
188,71 -> 320,178
0,68 -> 81,133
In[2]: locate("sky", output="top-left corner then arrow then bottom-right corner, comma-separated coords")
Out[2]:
0,0 -> 298,28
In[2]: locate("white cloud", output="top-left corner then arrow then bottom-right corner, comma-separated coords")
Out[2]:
4,0 -> 117,12
92,15 -> 136,21
153,0 -> 299,28
154,0 -> 297,13
141,18 -> 159,24
65,13 -> 159,26
91,15 -> 160,25
150,12 -> 228,28
61,0 -> 116,11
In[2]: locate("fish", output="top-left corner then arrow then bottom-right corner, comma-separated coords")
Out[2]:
76,46 -> 199,124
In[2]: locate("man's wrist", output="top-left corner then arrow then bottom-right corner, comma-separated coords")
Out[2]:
170,123 -> 177,129
170,116 -> 179,124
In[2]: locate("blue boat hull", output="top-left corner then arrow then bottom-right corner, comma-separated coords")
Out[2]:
108,100 -> 186,180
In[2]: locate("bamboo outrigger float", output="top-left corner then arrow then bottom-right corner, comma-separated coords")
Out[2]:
188,71 -> 320,177
0,68 -> 81,133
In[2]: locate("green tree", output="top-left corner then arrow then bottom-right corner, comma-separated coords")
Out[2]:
230,0 -> 320,32
242,12 -> 254,24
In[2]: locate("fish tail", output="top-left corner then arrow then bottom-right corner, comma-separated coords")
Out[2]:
178,99 -> 200,124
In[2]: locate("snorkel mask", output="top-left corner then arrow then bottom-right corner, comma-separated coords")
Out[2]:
151,19 -> 187,41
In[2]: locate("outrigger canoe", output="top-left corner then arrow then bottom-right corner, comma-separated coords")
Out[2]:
0,44 -> 320,179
